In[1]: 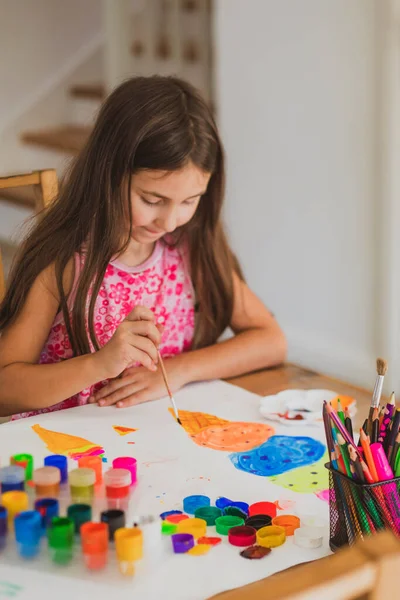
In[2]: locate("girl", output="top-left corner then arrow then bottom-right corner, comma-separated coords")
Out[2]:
0,76 -> 286,419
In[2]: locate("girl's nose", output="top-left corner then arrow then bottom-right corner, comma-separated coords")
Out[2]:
159,209 -> 178,233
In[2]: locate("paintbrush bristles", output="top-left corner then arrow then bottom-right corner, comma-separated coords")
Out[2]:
376,358 -> 388,376
157,350 -> 182,425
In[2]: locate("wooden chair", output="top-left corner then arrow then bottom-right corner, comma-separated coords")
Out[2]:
0,169 -> 58,302
211,530 -> 400,600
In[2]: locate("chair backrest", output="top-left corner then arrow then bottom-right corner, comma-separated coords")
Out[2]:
0,169 -> 58,302
210,530 -> 400,600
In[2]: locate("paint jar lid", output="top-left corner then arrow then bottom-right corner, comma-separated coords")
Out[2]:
114,527 -> 143,561
100,509 -> 125,539
47,517 -> 74,548
113,457 -> 137,469
245,514 -> 272,530
194,506 -> 222,526
215,497 -> 249,514
183,495 -> 211,514
33,467 -> 61,486
34,498 -> 59,517
228,525 -> 257,547
248,502 -> 277,518
81,522 -> 108,555
294,526 -> 323,549
215,515 -> 245,536
69,468 -> 96,488
160,510 -> 183,520
0,466 -> 25,484
14,510 -> 42,544
256,525 -> 286,548
1,491 -> 29,514
272,515 -> 300,536
104,468 -> 131,488
171,533 -> 195,554
177,517 -> 207,539
67,504 -> 92,533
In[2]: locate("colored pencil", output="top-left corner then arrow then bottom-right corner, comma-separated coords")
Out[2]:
359,429 -> 379,482
371,408 -> 379,444
386,409 -> 400,461
378,392 -> 395,444
337,399 -> 346,426
344,407 -> 354,440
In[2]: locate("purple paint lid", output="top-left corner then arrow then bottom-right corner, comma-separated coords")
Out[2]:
0,506 -> 7,536
171,533 -> 195,553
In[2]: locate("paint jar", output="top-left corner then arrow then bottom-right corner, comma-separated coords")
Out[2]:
1,491 -> 29,530
80,522 -> 108,571
10,453 -> 34,481
0,466 -> 25,493
78,456 -> 102,484
112,457 -> 137,485
245,514 -> 272,530
215,515 -> 245,536
69,468 -> 96,502
14,510 -> 42,558
115,527 -> 143,576
256,525 -> 286,548
194,506 -> 222,526
44,455 -> 68,484
100,509 -> 125,540
47,517 -> 74,564
34,498 -> 59,532
104,469 -> 131,502
171,533 -> 195,554
33,467 -> 60,498
67,504 -> 92,534
0,506 -> 7,551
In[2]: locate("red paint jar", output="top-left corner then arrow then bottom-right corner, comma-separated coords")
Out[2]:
104,469 -> 131,499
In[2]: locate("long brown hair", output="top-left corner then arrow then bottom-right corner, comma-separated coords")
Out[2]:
0,76 -> 241,354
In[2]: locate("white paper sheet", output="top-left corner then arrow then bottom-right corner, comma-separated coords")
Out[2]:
0,380 -> 331,599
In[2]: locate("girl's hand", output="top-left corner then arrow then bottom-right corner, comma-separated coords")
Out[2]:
94,306 -> 161,379
89,357 -> 187,408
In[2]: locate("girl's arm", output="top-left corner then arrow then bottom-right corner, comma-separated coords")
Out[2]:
0,265 -> 160,417
178,271 -> 287,382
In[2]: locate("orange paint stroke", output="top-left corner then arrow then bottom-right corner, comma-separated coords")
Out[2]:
31,424 -> 104,460
169,408 -> 274,451
112,425 -> 138,436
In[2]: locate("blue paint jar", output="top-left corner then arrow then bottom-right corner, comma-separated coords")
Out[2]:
0,466 -> 25,493
44,455 -> 68,483
183,495 -> 210,514
14,510 -> 42,558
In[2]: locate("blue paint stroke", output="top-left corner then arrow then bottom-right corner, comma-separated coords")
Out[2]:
229,435 -> 326,477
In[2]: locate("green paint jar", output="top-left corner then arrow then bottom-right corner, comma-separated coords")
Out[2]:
47,517 -> 74,564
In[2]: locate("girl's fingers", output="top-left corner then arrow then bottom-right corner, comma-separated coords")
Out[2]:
93,377 -> 137,401
129,333 -> 159,365
127,320 -> 161,348
98,383 -> 146,407
116,390 -> 149,408
125,306 -> 155,323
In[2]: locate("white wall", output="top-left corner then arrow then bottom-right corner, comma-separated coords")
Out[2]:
214,0 -> 381,389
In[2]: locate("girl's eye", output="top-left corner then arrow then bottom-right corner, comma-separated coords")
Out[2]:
141,197 -> 160,206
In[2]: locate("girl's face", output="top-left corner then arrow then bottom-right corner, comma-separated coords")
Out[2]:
129,162 -> 211,244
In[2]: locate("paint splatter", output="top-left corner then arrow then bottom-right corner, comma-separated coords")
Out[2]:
112,425 -> 138,436
240,545 -> 271,559
315,489 -> 330,503
268,453 -> 329,493
32,424 -> 104,460
170,408 -> 274,451
127,442 -> 135,445
274,498 -> 296,511
229,436 -> 325,477
198,536 -> 222,546
188,544 -> 211,555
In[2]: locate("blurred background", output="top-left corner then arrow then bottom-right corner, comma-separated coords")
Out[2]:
0,0 -> 399,393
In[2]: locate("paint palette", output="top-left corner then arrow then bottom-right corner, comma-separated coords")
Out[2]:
259,389 -> 356,426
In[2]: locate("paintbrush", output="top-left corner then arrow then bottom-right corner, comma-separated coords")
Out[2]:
368,358 -> 388,433
157,350 -> 182,425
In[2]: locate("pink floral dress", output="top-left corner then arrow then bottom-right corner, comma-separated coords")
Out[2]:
12,241 -> 195,419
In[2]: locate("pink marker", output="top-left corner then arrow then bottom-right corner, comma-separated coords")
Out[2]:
370,443 -> 400,533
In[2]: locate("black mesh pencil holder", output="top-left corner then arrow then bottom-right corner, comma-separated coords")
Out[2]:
326,464 -> 400,552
